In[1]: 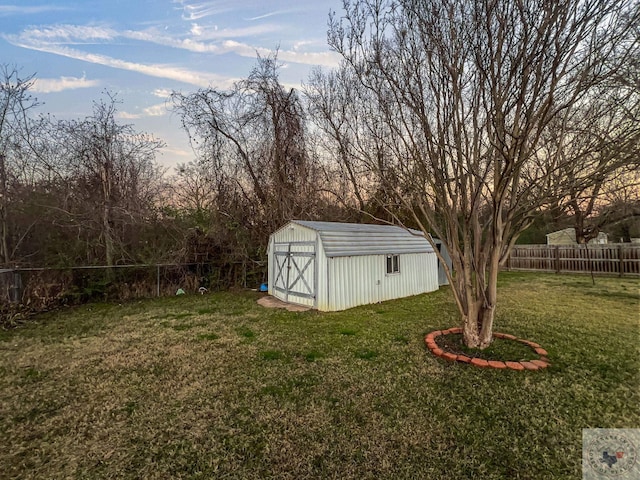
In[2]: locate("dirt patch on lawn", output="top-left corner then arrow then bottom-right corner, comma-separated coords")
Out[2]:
257,295 -> 311,312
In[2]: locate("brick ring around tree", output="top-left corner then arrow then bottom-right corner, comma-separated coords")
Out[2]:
425,328 -> 551,370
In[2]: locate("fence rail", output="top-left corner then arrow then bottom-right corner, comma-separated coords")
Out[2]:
0,261 -> 261,309
504,244 -> 640,276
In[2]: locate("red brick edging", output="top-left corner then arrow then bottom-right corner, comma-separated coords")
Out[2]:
424,328 -> 551,370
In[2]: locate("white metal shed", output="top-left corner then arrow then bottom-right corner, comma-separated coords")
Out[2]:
433,238 -> 453,286
267,220 -> 439,311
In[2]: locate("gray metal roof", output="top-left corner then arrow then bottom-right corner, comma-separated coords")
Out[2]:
292,220 -> 434,257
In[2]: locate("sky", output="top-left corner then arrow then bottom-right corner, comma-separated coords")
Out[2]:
0,0 -> 344,171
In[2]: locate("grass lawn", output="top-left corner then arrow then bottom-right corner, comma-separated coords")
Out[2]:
0,272 -> 638,479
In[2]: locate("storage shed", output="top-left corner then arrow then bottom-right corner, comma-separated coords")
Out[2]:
267,220 -> 439,311
433,238 -> 453,286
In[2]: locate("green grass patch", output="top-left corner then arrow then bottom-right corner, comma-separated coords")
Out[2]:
392,334 -> 409,344
302,350 -> 325,362
155,312 -> 193,321
261,374 -> 320,399
236,326 -> 256,339
260,350 -> 285,361
196,307 -> 217,315
197,333 -> 219,341
115,401 -> 139,418
21,367 -> 47,382
354,349 -> 378,360
170,323 -> 195,331
0,274 -> 638,479
339,328 -> 357,336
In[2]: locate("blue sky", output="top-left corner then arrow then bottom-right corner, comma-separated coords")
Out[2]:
0,1 -> 343,170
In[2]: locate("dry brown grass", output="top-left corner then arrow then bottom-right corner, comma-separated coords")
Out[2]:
0,274 -> 638,479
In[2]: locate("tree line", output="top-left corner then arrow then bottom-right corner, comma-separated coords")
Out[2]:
0,58 -> 363,277
2,0 -> 639,345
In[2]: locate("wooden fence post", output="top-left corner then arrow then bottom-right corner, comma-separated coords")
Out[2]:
618,244 -> 623,277
555,246 -> 560,274
9,271 -> 22,303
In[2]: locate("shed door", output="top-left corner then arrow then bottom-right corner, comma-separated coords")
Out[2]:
273,242 -> 316,304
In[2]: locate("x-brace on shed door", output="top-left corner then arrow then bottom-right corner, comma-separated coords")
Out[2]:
273,242 -> 316,305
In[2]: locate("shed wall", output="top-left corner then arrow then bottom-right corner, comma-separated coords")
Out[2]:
270,223 -> 318,244
433,239 -> 452,286
268,223 -> 325,308
322,252 -> 438,311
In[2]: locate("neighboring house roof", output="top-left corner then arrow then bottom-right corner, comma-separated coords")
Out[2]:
546,227 -> 608,244
290,220 -> 434,257
546,227 -> 577,240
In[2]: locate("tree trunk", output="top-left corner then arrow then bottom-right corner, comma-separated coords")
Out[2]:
0,154 -> 9,265
103,202 -> 114,267
463,305 -> 496,349
460,247 -> 500,349
0,202 -> 8,266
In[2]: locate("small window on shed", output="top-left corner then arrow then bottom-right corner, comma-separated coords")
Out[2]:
386,254 -> 400,274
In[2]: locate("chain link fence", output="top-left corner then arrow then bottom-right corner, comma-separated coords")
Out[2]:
1,261 -> 265,327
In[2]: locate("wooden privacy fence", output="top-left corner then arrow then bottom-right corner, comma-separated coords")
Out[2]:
504,244 -> 640,277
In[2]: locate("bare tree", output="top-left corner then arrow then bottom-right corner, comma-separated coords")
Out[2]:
306,67 -> 390,215
169,53 -> 333,284
542,58 -> 640,243
310,0 -> 639,348
0,66 -> 41,266
171,160 -> 220,218
171,54 -> 322,234
59,92 -> 165,266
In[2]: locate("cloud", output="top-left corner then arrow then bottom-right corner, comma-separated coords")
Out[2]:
119,102 -> 169,119
4,35 -> 236,89
129,26 -> 340,67
9,21 -> 339,68
4,18 -> 339,90
246,10 -> 289,21
293,40 -> 319,51
153,88 -> 173,98
176,0 -> 231,21
221,40 -> 341,67
19,24 -> 117,43
0,5 -> 71,16
124,23 -> 279,45
122,30 -> 340,67
31,74 -> 100,93
162,145 -> 192,157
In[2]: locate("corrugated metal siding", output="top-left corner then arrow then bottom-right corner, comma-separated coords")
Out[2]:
271,222 -> 317,244
325,252 -> 438,311
433,238 -> 453,286
292,220 -> 433,257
